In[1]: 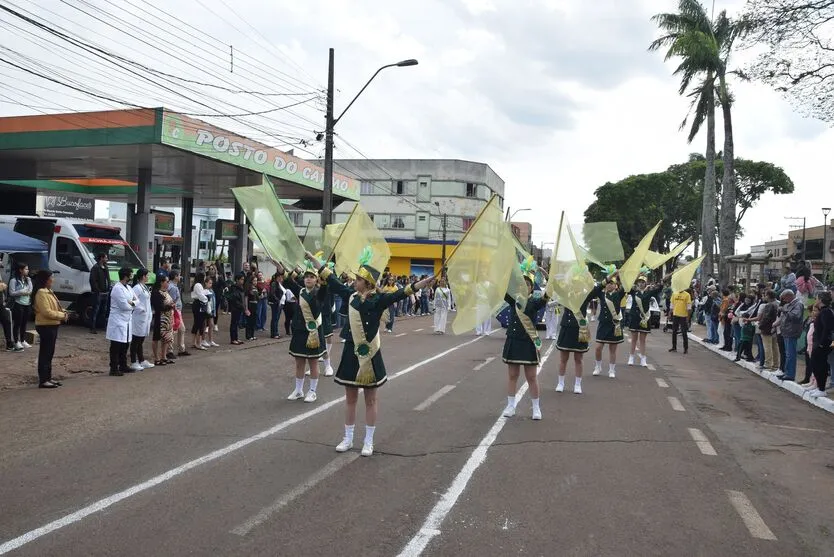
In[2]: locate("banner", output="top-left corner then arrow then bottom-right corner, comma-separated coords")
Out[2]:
332,205 -> 390,277
672,255 -> 705,294
547,212 -> 595,314
40,195 -> 95,219
619,221 -> 661,293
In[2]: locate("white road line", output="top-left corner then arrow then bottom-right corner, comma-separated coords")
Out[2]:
414,385 -> 457,411
687,428 -> 717,456
647,364 -> 656,371
415,328 -> 424,332
397,342 -> 557,557
0,336 -> 487,556
395,333 -> 407,338
655,378 -> 669,388
726,490 -> 777,540
473,356 -> 496,371
231,453 -> 359,536
667,396 -> 686,412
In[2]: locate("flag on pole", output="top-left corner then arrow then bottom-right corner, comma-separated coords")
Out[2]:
619,221 -> 661,293
573,222 -> 624,267
231,177 -> 306,268
644,238 -> 692,270
447,195 -> 517,335
671,255 -> 706,293
332,204 -> 390,277
547,212 -> 595,315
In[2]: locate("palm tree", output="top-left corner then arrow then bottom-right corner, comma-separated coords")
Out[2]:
649,0 -> 718,285
650,1 -> 749,286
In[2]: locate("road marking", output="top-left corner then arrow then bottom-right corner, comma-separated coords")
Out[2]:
647,364 -> 656,371
667,396 -> 685,412
726,490 -> 777,540
395,333 -> 407,338
473,356 -> 496,371
397,342 -> 557,557
415,328 -> 424,332
231,453 -> 359,536
655,378 -> 669,388
414,385 -> 456,411
687,428 -> 717,456
0,336 -> 486,556
763,423 -> 826,433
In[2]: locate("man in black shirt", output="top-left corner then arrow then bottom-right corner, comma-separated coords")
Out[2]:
88,252 -> 111,334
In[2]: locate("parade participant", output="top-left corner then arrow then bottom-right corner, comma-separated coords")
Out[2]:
280,261 -> 328,403
627,272 -> 669,367
502,259 -> 548,419
544,299 -> 560,340
433,277 -> 452,334
475,281 -> 493,336
593,269 -> 625,378
309,249 -> 435,456
556,293 -> 593,394
317,257 -> 336,377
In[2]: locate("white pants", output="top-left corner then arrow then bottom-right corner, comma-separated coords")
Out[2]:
545,312 -> 559,339
476,318 -> 492,335
434,308 -> 448,333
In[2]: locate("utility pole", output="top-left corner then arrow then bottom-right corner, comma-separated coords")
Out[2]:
441,213 -> 447,276
322,48 -> 335,228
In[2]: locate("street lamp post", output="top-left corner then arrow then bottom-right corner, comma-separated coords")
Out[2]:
435,201 -> 447,276
322,50 -> 418,228
823,207 -> 831,276
507,208 -> 531,222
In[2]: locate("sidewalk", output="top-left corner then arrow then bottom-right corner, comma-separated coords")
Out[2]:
686,322 -> 834,415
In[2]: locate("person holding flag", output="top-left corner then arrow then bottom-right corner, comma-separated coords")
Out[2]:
502,258 -> 549,420
593,266 -> 625,378
628,270 -> 672,367
309,249 -> 435,457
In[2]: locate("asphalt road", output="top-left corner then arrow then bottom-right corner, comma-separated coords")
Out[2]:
0,316 -> 832,556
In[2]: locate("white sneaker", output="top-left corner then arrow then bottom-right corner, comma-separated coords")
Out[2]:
340,338 -> 346,343
14,342 -> 23,350
502,404 -> 516,418
324,365 -> 335,377
593,363 -> 601,376
130,362 -> 142,371
608,369 -> 616,379
336,438 -> 353,452
361,442 -> 374,457
210,341 -> 220,347
556,382 -> 564,393
532,406 -> 542,420
287,389 -> 304,401
213,325 -> 218,332
640,357 -> 648,368
201,341 -> 210,348
574,383 -> 583,395
303,391 -> 317,403
319,356 -> 325,361
21,341 -> 31,349
627,355 -> 635,366
140,360 -> 155,369
305,369 -> 311,376
808,389 -> 826,399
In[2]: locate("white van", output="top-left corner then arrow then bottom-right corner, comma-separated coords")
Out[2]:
0,216 -> 151,321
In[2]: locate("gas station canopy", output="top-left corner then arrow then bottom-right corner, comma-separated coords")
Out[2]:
0,108 -> 360,208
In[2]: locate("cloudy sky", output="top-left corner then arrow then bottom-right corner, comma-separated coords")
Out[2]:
0,0 -> 830,252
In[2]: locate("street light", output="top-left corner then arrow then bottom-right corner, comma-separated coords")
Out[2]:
322,50 -> 418,228
785,216 -> 806,264
435,201 -> 448,275
508,208 -> 531,222
823,207 -> 831,273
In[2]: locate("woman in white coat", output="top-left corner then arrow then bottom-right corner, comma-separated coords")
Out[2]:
433,277 -> 451,334
129,269 -> 154,371
107,267 -> 137,376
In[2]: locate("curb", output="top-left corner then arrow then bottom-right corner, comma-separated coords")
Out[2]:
687,333 -> 834,415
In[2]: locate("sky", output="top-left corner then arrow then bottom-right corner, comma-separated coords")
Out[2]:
0,0 -> 831,252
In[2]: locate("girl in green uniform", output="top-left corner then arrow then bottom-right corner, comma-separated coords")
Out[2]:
309,249 -> 435,456
555,293 -> 594,394
593,268 -> 625,378
627,273 -> 668,367
502,261 -> 548,420
280,262 -> 328,403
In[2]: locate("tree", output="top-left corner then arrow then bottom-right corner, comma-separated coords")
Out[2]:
650,1 -> 750,286
584,155 -> 794,268
744,0 -> 834,122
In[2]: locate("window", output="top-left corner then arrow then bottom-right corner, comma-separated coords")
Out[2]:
392,216 -> 406,229
462,217 -> 475,231
374,214 -> 390,229
56,237 -> 88,271
360,181 -> 374,195
287,211 -> 304,226
395,180 -> 405,195
466,183 -> 477,198
782,248 -> 788,256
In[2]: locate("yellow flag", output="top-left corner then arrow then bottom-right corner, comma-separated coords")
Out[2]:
232,177 -> 306,268
575,222 -> 624,264
671,255 -> 705,294
447,195 -> 517,335
547,212 -> 595,315
332,204 -> 390,276
620,221 -> 661,293
644,238 -> 692,270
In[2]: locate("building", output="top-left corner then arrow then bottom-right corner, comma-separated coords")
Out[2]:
510,221 -> 533,249
288,159 -> 506,276
787,219 -> 834,277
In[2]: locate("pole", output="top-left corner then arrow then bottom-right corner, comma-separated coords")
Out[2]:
441,213 -> 447,275
322,47 -> 335,229
802,217 -> 807,264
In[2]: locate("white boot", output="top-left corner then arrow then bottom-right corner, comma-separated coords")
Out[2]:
627,355 -> 635,366
640,356 -> 648,368
336,425 -> 354,452
608,364 -> 616,378
593,361 -> 602,376
502,396 -> 516,417
531,398 -> 542,420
